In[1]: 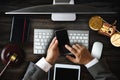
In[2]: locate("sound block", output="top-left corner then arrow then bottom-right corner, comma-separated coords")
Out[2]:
1,44 -> 24,66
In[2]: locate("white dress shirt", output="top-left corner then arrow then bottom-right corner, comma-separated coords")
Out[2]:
35,57 -> 99,72
35,57 -> 52,72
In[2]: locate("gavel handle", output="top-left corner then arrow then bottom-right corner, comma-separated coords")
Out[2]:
0,53 -> 17,77
0,59 -> 11,77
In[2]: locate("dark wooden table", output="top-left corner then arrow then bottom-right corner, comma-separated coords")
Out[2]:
0,0 -> 120,80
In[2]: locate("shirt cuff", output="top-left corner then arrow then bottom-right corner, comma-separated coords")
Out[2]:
35,57 -> 52,72
85,58 -> 99,68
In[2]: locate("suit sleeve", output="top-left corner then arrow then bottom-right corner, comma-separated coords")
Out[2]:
87,61 -> 118,80
22,62 -> 47,80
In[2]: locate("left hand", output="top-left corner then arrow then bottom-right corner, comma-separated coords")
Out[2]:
45,37 -> 60,64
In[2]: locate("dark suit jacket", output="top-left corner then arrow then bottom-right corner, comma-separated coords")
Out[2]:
22,62 -> 118,80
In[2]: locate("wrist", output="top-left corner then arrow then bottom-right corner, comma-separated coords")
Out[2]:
45,57 -> 55,65
85,58 -> 99,68
85,57 -> 94,65
35,57 -> 52,72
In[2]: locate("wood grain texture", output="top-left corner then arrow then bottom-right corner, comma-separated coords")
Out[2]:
0,0 -> 120,80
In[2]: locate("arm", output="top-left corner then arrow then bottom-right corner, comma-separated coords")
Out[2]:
22,62 -> 47,80
65,44 -> 118,80
88,61 -> 118,80
22,37 -> 59,80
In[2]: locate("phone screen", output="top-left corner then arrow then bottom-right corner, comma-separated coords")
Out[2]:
55,29 -> 70,54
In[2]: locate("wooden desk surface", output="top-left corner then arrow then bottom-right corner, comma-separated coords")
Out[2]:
0,0 -> 120,80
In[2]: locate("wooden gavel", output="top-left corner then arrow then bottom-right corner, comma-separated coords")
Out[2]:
0,44 -> 24,77
0,53 -> 17,77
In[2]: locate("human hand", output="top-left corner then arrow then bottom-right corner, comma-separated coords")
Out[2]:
65,44 -> 94,65
46,37 -> 60,64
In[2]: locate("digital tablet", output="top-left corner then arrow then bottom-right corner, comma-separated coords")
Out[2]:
53,63 -> 81,80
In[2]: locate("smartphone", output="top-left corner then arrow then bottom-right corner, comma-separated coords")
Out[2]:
55,29 -> 70,54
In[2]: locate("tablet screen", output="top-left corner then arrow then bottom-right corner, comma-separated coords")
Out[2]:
55,68 -> 79,80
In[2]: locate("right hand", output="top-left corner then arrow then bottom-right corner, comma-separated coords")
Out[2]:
65,44 -> 94,65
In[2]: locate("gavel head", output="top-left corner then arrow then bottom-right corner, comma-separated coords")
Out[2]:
0,44 -> 24,66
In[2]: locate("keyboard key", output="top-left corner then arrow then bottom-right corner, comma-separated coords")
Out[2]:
34,29 -> 89,54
